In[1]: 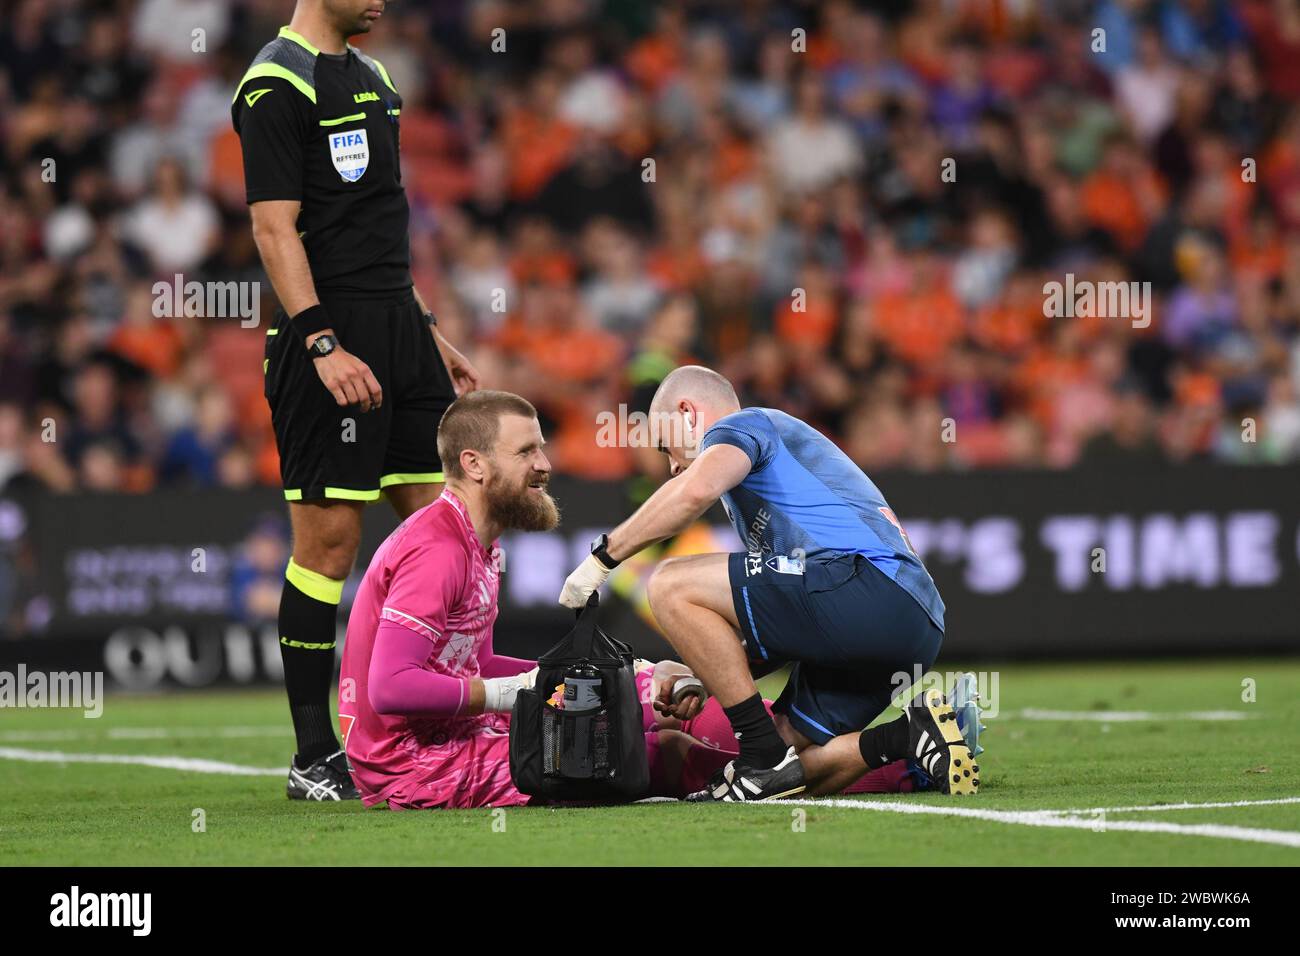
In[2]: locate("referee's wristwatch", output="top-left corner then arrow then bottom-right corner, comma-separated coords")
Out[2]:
590,532 -> 620,570
308,333 -> 339,359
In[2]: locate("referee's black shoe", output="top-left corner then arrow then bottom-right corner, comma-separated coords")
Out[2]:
286,749 -> 360,801
685,746 -> 806,802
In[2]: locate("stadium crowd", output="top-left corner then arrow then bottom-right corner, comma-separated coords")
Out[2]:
3,0 -> 1300,496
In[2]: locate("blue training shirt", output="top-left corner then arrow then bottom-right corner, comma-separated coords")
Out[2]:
700,407 -> 945,631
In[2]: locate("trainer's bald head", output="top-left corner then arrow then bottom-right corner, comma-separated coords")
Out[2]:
650,365 -> 741,422
648,366 -> 741,475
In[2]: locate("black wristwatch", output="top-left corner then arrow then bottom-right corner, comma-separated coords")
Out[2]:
308,333 -> 339,359
591,532 -> 620,570
424,311 -> 437,327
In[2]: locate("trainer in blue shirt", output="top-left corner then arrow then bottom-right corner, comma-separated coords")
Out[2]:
560,366 -> 972,802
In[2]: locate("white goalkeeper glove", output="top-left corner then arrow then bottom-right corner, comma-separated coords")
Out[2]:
558,553 -> 613,609
481,666 -> 538,714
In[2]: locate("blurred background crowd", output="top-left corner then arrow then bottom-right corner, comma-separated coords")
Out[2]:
4,0 -> 1300,497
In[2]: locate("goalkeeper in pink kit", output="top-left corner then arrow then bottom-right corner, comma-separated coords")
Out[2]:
338,390 -> 553,809
339,390 -> 959,809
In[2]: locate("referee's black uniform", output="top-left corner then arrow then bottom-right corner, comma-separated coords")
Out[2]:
232,26 -> 455,502
231,25 -> 458,797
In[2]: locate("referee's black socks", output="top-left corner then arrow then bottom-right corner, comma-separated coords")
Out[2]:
724,693 -> 790,768
280,558 -> 346,768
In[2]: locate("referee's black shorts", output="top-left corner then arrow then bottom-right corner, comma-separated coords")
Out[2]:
263,289 -> 455,503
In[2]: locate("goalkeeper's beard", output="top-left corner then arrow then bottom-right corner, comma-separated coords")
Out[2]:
484,471 -> 560,532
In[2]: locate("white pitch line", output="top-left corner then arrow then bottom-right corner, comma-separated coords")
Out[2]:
1061,796 -> 1300,816
0,747 -> 283,777
2,746 -> 1296,850
1005,709 -> 1254,722
782,796 -> 1300,849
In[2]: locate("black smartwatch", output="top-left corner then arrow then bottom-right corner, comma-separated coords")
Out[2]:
591,532 -> 620,570
308,333 -> 339,359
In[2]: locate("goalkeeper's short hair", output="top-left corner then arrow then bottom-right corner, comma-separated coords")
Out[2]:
437,389 -> 538,479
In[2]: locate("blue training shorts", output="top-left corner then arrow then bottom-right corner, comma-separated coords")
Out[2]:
728,551 -> 943,745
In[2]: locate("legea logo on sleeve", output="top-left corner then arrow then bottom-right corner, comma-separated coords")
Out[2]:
329,128 -> 369,182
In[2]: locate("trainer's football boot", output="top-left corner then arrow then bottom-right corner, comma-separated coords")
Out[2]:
685,746 -> 806,802
909,688 -> 979,796
906,674 -> 986,791
286,749 -> 360,801
949,671 -> 986,757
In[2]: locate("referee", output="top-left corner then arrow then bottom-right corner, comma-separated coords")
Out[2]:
232,1 -> 480,800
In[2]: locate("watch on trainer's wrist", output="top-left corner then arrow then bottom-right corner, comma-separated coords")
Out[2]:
308,333 -> 339,359
591,532 -> 620,570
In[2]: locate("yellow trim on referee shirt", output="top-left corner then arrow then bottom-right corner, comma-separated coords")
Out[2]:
278,26 -> 320,56
233,64 -> 317,105
320,112 -> 367,127
285,558 -> 344,605
370,57 -> 398,94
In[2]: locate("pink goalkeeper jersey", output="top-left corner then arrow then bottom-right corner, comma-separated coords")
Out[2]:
339,489 -> 506,805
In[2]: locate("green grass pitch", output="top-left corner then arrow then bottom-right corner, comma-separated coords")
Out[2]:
1,658 -> 1297,866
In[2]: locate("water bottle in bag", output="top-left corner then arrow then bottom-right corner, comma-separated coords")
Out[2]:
559,663 -> 610,778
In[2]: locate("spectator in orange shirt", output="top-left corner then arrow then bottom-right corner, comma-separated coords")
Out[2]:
774,261 -> 838,354
1231,207 -> 1285,281
509,217 -> 578,287
874,257 -> 964,368
970,273 -> 1049,355
500,70 -> 580,200
108,282 -> 186,379
1080,133 -> 1166,253
626,5 -> 686,95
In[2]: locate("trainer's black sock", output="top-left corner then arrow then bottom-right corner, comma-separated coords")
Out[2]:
858,713 -> 910,770
280,558 -> 345,767
724,694 -> 788,768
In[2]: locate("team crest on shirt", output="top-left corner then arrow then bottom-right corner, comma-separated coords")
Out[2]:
328,128 -> 369,182
766,554 -> 805,575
